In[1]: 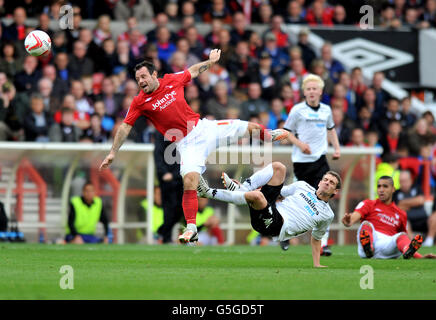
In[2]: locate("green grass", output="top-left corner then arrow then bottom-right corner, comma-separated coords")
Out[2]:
1,243 -> 435,300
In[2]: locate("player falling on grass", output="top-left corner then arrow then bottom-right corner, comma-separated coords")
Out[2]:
99,49 -> 289,244
342,176 -> 436,259
197,162 -> 341,267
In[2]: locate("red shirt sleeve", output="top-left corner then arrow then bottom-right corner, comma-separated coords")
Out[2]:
355,200 -> 372,221
123,96 -> 141,126
163,70 -> 192,86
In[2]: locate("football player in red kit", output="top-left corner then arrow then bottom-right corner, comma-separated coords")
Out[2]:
99,49 -> 288,243
342,176 -> 436,259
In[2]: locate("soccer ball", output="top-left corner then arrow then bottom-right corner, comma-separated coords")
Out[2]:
24,30 -> 51,56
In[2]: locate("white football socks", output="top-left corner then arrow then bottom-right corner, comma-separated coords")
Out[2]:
209,189 -> 247,205
242,163 -> 274,191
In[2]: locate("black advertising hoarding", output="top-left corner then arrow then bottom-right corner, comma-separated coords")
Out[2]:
311,28 -> 419,86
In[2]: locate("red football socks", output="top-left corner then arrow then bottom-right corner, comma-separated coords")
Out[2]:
257,124 -> 271,141
182,190 -> 198,225
396,234 -> 422,258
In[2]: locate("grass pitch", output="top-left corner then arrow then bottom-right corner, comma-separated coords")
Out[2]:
1,243 -> 435,300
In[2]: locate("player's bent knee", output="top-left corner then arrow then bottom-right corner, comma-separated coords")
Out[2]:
246,191 -> 267,210
183,172 -> 199,190
272,162 -> 286,175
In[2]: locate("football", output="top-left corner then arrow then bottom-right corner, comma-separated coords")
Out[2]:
24,30 -> 51,56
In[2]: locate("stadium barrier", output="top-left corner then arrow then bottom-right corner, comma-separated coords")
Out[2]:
0,142 -> 383,245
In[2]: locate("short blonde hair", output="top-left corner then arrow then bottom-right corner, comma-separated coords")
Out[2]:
302,74 -> 325,91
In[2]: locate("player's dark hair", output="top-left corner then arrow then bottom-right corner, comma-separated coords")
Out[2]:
378,176 -> 394,186
134,59 -> 156,76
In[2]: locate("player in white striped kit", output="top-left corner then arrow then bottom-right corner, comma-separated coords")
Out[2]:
197,162 -> 341,267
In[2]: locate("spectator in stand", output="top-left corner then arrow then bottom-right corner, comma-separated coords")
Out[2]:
347,127 -> 367,147
127,28 -> 148,63
249,50 -> 279,101
255,3 -> 274,24
69,41 -> 94,80
168,51 -> 187,74
0,41 -> 22,80
331,106 -> 352,146
93,100 -> 114,133
402,6 -> 423,28
185,26 -> 205,60
176,37 -> 200,67
51,31 -> 68,56
114,0 -> 154,21
310,58 -> 334,101
101,38 -> 119,76
195,70 -> 214,102
263,15 -> 289,49
285,0 -> 306,24
82,113 -> 109,143
180,0 -> 202,22
377,97 -> 404,134
49,107 -> 82,142
37,77 -> 60,115
350,67 -> 367,100
70,80 -> 93,116
407,117 -> 435,157
379,2 -> 402,29
36,12 -> 54,39
394,170 -> 436,245
330,83 -> 357,122
356,105 -> 377,132
177,16 -> 195,39
400,96 -> 417,129
97,77 -> 123,118
117,16 -> 138,42
204,80 -> 240,120
54,52 -> 71,83
279,83 -> 294,114
267,98 -> 288,130
296,28 -> 317,72
320,42 -> 345,84
380,120 -> 409,157
205,18 -> 224,49
3,7 -> 27,42
422,110 -> 436,135
226,41 -> 252,89
14,55 -> 41,93
338,72 -> 358,121
332,4 -> 350,25
239,82 -> 269,120
371,71 -> 391,114
281,58 -> 308,104
79,28 -> 105,72
420,0 -> 436,27
248,31 -> 263,59
155,26 -> 177,65
360,88 -> 379,119
93,15 -> 112,47
23,93 -> 52,142
306,0 -> 334,26
0,82 -> 24,141
146,13 -> 177,44
215,29 -> 234,69
203,0 -> 232,24
230,11 -> 253,46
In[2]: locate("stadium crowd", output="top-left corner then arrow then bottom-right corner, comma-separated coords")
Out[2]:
1,0 -> 436,243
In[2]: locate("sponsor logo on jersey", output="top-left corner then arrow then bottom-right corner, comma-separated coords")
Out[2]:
300,192 -> 319,216
151,90 -> 177,111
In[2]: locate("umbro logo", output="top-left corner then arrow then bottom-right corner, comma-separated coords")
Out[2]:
375,208 -> 383,212
212,189 -> 217,198
145,97 -> 152,102
165,85 -> 174,89
263,218 -> 273,228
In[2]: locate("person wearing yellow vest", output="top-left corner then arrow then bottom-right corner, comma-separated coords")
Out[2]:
65,182 -> 110,244
195,198 -> 224,245
374,153 -> 401,196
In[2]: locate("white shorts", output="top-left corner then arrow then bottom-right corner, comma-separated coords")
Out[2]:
357,222 -> 405,259
176,118 -> 249,177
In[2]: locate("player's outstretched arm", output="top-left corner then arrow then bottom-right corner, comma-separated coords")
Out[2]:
342,211 -> 361,227
188,49 -> 221,79
99,123 -> 132,171
327,129 -> 341,160
311,236 -> 327,268
286,131 -> 311,154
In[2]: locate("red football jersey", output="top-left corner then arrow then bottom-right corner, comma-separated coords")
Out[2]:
124,70 -> 200,141
354,199 -> 408,236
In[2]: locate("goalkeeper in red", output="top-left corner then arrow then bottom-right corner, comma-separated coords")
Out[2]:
99,49 -> 288,243
342,176 -> 436,259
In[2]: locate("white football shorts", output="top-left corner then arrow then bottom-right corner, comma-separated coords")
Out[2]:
176,118 -> 249,177
357,222 -> 405,259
